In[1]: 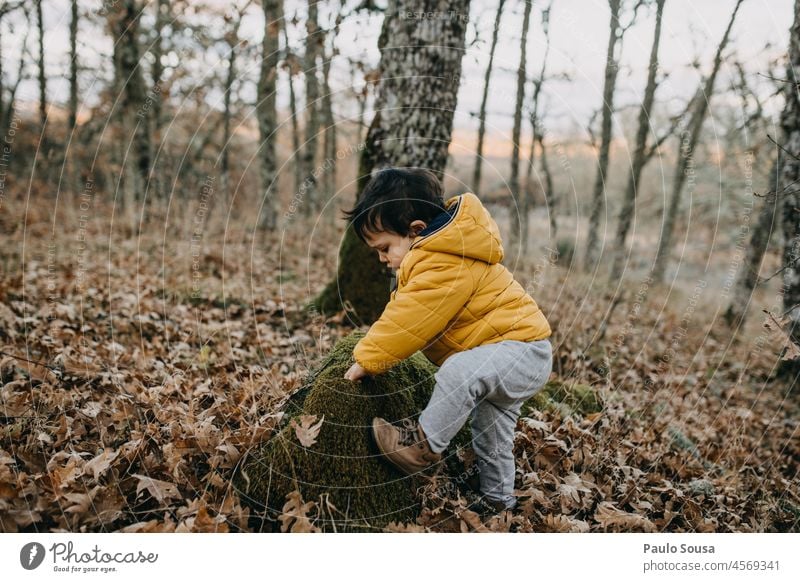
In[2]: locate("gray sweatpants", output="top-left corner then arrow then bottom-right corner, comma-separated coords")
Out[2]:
419,338 -> 553,509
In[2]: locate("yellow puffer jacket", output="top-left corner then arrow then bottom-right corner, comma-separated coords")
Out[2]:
353,191 -> 552,375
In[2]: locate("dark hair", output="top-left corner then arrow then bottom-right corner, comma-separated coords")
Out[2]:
341,167 -> 446,242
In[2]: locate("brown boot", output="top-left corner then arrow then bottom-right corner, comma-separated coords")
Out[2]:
371,417 -> 442,476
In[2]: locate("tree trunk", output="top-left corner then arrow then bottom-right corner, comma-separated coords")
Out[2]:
526,1 -> 556,240
151,0 -> 167,143
109,0 -> 151,208
777,0 -> 800,380
221,20 -> 240,209
36,0 -> 46,131
0,15 -> 4,132
609,0 -> 665,282
68,0 -> 78,132
651,0 -> 742,283
2,9 -> 28,140
584,0 -> 622,272
313,0 -> 471,324
301,0 -> 322,218
723,160 -> 779,329
472,0 -> 506,194
508,0 -> 534,260
257,0 -> 281,231
321,9 -> 341,227
282,6 -> 302,197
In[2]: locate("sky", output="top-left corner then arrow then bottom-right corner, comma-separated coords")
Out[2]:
2,0 -> 794,145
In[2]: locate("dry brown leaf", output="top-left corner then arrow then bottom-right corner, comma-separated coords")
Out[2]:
133,474 -> 182,504
542,513 -> 590,533
279,490 -> 320,533
558,472 -> 594,513
290,414 -> 324,448
594,501 -> 656,532
84,449 -> 118,481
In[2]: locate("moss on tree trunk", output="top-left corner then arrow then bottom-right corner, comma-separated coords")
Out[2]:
309,222 -> 392,326
233,331 -> 451,531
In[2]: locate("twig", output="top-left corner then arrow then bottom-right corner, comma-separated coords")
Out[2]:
768,134 -> 800,162
0,350 -> 59,371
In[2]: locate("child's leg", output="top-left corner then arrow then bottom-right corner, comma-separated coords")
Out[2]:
470,338 -> 553,507
418,344 -> 497,454
418,338 -> 553,459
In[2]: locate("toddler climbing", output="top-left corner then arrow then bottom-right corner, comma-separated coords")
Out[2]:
341,167 -> 553,515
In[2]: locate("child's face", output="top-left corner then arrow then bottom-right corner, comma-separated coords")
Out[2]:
364,220 -> 427,270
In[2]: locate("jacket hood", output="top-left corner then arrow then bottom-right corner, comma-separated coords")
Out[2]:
409,192 -> 504,264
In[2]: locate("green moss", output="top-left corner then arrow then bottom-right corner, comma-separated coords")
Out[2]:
233,331 -> 454,531
521,381 -> 603,418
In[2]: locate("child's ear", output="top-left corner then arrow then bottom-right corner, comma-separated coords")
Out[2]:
410,220 -> 427,236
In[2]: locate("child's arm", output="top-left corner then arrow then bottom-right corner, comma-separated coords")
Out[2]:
347,253 -> 474,377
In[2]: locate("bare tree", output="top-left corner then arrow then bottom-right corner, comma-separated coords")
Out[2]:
651,0 -> 744,283
151,0 -> 168,143
508,0 -> 534,259
257,0 -> 281,230
108,0 -> 151,214
221,1 -> 254,206
472,0 -> 506,193
609,0 -> 666,282
525,1 -> 556,240
68,0 -> 78,132
36,0 -> 46,132
282,6 -> 303,195
584,0 -> 642,272
301,0 -> 323,218
321,6 -> 343,225
314,0 -> 472,323
777,0 -> 800,379
0,1 -> 28,138
723,161 -> 779,329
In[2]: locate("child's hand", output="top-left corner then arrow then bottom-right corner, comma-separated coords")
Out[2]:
344,362 -> 369,382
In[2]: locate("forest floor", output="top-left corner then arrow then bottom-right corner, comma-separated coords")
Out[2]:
0,206 -> 798,532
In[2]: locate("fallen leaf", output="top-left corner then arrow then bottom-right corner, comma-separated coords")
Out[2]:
84,449 -> 118,481
279,490 -> 320,533
594,501 -> 656,532
133,474 -> 182,504
290,414 -> 324,448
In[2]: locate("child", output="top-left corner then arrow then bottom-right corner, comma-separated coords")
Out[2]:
342,167 -> 553,514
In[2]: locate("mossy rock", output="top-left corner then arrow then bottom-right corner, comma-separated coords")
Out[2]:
521,381 -> 602,418
232,331 -> 464,531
